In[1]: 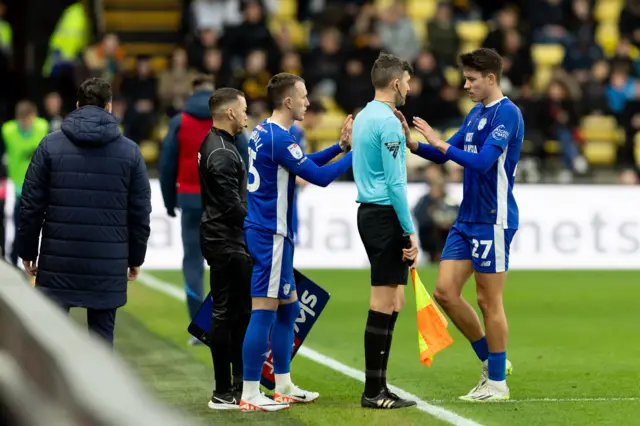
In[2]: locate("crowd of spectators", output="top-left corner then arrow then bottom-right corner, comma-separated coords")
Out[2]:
2,0 -> 640,184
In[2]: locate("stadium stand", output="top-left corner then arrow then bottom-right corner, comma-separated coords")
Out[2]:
1,0 -> 639,185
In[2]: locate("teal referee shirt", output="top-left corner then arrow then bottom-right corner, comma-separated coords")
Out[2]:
352,100 -> 414,235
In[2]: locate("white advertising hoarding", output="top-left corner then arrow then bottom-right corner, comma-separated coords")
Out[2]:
5,180 -> 640,270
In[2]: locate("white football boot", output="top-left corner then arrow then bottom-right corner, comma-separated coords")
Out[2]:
273,383 -> 320,404
459,379 -> 510,402
239,392 -> 289,412
462,359 -> 512,399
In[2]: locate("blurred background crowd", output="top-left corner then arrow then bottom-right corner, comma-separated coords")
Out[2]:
0,0 -> 638,188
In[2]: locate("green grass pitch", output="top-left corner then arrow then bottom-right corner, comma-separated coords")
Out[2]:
108,269 -> 640,425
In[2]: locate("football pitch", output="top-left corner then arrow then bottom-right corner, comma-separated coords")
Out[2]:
112,269 -> 640,426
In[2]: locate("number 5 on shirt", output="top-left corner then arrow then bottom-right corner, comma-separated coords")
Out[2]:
247,147 -> 260,192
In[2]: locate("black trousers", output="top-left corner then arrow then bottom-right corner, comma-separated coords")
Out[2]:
57,303 -> 117,346
207,251 -> 252,392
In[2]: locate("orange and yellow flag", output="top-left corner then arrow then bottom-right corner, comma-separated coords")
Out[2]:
411,268 -> 453,366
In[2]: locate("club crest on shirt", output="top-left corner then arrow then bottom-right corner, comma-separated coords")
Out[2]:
384,141 -> 400,159
491,124 -> 510,140
287,143 -> 304,160
478,118 -> 487,130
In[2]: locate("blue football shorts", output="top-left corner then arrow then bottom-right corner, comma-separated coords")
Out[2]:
244,228 -> 296,300
441,221 -> 517,273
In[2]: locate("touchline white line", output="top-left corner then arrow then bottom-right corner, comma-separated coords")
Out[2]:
136,271 -> 483,426
431,397 -> 640,404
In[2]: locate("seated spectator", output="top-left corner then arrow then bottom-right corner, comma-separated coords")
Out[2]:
232,49 -> 271,117
302,27 -> 344,96
43,91 -> 64,133
540,78 -> 587,182
188,28 -> 219,71
158,46 -> 199,117
581,60 -> 610,115
619,0 -> 640,49
120,55 -> 158,143
427,2 -> 460,67
335,58 -> 373,115
77,33 -> 125,86
483,4 -> 521,55
376,1 -> 420,63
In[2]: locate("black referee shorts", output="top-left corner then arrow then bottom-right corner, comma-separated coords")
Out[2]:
357,203 -> 409,287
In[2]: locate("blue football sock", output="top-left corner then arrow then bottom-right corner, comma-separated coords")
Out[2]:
488,351 -> 507,381
271,301 -> 300,374
471,336 -> 489,362
242,309 -> 276,381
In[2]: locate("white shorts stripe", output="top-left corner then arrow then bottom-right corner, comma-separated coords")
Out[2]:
493,225 -> 506,272
268,235 -> 285,298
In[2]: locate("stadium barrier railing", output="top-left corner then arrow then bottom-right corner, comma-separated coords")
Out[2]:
0,262 -> 198,426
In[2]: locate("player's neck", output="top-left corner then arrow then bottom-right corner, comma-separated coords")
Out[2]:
270,110 -> 294,130
214,122 -> 236,137
482,90 -> 505,107
373,90 -> 396,110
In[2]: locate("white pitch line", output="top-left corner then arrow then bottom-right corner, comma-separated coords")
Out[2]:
439,397 -> 640,404
136,272 -> 483,426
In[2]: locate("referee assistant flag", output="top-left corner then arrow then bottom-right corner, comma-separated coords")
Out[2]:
411,268 -> 453,366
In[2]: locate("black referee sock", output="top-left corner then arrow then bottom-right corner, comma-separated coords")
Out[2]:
364,310 -> 392,398
381,311 -> 399,390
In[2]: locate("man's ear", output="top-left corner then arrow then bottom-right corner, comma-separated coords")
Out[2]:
76,101 -> 80,110
105,102 -> 113,114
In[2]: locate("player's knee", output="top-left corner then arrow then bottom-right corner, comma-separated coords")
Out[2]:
394,291 -> 405,312
433,286 -> 460,308
476,291 -> 502,315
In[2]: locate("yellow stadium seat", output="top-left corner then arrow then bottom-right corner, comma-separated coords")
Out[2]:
595,22 -> 619,56
268,18 -> 307,48
444,66 -> 461,87
532,67 -> 553,93
456,21 -> 488,44
581,115 -> 618,141
140,140 -> 160,163
311,112 -> 345,142
584,140 -> 616,165
412,19 -> 427,42
407,0 -> 437,21
531,44 -> 565,67
375,0 -> 393,9
444,127 -> 458,141
594,0 -> 623,23
274,0 -> 295,19
458,97 -> 475,115
634,132 -> 640,165
544,140 -> 561,154
155,124 -> 169,142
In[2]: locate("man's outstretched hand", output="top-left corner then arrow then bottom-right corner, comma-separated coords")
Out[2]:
394,110 -> 418,151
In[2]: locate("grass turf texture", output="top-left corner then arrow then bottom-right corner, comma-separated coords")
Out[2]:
99,269 -> 640,426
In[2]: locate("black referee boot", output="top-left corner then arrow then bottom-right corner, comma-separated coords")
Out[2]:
361,388 -> 417,409
208,389 -> 241,410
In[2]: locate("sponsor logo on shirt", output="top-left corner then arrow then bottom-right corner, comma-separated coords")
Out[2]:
491,124 -> 510,140
287,143 -> 304,160
465,132 -> 474,142
384,141 -> 400,159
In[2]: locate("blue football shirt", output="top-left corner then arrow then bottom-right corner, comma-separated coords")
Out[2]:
454,97 -> 524,229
